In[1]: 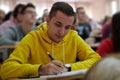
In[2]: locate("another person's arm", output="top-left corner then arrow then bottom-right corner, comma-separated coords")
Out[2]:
96,38 -> 113,57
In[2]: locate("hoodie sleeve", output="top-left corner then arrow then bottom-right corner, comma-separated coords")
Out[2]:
71,34 -> 101,71
0,32 -> 41,80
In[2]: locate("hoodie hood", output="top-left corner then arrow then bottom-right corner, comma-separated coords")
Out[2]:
37,23 -> 69,44
38,23 -> 52,44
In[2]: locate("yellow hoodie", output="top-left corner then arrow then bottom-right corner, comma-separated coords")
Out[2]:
0,23 -> 101,79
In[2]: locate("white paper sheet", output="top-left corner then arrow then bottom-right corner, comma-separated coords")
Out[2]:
40,69 -> 88,78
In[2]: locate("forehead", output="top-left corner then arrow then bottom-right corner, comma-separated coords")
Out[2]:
25,7 -> 35,11
52,11 -> 74,25
78,9 -> 85,12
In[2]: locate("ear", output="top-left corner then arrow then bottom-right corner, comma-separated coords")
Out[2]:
46,17 -> 50,24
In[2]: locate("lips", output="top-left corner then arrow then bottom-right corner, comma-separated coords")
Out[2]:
56,34 -> 63,39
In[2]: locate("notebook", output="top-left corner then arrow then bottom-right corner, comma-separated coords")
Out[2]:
40,69 -> 88,78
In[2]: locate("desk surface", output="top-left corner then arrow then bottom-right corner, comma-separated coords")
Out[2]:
88,43 -> 100,48
0,45 -> 16,50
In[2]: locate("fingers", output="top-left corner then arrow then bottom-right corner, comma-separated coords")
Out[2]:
38,60 -> 68,75
52,60 -> 64,68
52,60 -> 68,72
48,63 -> 63,74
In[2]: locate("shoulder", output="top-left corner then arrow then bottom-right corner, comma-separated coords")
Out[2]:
101,38 -> 112,45
64,30 -> 83,41
68,30 -> 78,36
98,38 -> 113,51
6,26 -> 19,32
26,30 -> 40,38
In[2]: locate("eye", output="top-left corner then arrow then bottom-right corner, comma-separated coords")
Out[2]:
55,23 -> 62,27
65,25 -> 72,30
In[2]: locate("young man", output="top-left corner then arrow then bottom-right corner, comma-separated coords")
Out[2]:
0,2 -> 101,79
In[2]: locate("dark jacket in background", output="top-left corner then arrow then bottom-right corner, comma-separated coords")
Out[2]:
77,23 -> 91,40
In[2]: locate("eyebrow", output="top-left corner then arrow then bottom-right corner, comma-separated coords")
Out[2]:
55,21 -> 72,26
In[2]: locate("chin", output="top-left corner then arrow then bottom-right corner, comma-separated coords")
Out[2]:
54,39 -> 61,43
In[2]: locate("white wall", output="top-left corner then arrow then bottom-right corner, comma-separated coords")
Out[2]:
0,0 -> 119,21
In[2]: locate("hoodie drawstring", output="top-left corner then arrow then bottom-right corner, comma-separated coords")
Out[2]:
51,41 -> 65,64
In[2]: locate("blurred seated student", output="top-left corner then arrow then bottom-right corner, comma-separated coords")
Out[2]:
41,9 -> 49,23
2,11 -> 13,22
84,14 -> 102,44
84,14 -> 102,31
85,53 -> 120,80
0,2 -> 101,80
0,9 -> 5,24
0,3 -> 36,46
76,7 -> 92,40
0,4 -> 25,36
76,7 -> 101,44
96,12 -> 120,57
101,15 -> 111,25
35,9 -> 49,26
101,16 -> 111,39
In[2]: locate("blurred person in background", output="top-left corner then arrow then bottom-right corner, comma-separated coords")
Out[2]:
96,12 -> 120,57
76,7 -> 91,40
76,7 -> 101,44
2,11 -> 13,22
42,9 -> 49,23
101,16 -> 112,39
85,53 -> 120,80
0,3 -> 25,36
0,9 -> 5,24
0,3 -> 36,46
0,3 -> 36,59
35,9 -> 49,26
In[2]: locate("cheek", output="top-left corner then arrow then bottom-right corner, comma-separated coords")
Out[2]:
48,27 -> 55,35
64,30 -> 70,35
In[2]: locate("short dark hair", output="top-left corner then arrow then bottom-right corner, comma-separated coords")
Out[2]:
20,3 -> 35,14
76,7 -> 84,13
3,11 -> 13,22
49,2 -> 75,23
13,4 -> 25,19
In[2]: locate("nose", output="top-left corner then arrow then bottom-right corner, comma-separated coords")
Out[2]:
59,27 -> 65,36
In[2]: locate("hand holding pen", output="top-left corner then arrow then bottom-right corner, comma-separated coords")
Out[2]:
38,52 -> 67,75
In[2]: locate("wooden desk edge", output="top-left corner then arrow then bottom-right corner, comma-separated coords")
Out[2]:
0,45 -> 16,50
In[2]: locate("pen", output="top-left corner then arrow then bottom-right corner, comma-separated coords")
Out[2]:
47,52 -> 68,71
47,52 -> 54,60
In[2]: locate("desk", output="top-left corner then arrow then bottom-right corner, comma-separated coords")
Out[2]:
10,69 -> 87,80
0,45 -> 16,61
9,78 -> 47,80
89,43 -> 100,48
